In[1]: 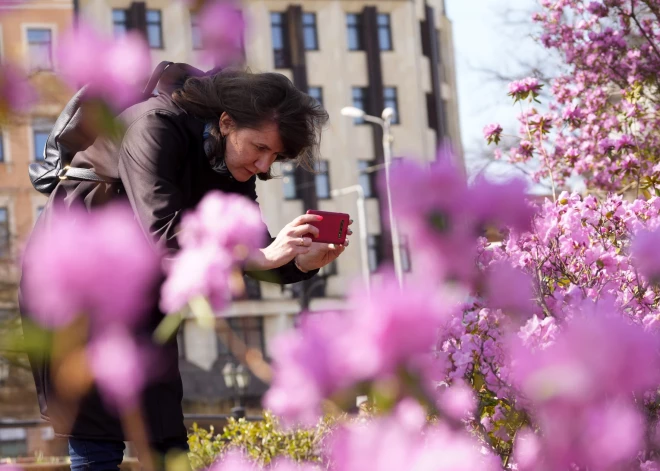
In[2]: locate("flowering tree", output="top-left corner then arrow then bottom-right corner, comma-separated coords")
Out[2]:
13,0 -> 660,471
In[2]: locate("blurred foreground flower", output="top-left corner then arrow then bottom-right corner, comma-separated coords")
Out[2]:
198,0 -> 246,67
264,276 -> 455,425
87,328 -> 146,410
0,62 -> 36,116
56,22 -> 151,109
387,152 -> 535,284
631,226 -> 660,283
160,191 -> 264,314
21,203 -> 160,329
329,400 -> 500,471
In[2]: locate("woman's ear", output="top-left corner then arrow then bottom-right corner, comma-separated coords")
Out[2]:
219,112 -> 234,136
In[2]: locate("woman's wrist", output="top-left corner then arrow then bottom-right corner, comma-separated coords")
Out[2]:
245,248 -> 277,271
294,257 -> 310,273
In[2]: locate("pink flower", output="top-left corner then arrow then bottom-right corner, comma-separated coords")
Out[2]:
21,203 -> 160,329
437,380 -> 477,420
631,227 -> 660,283
198,1 -> 246,67
508,77 -> 543,102
161,192 -> 265,314
56,22 -> 151,109
485,261 -> 535,316
208,451 -> 257,471
0,62 -> 36,114
178,191 -> 265,255
87,328 -> 146,410
483,123 -> 503,145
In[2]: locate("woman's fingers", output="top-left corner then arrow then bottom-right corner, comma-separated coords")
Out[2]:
291,224 -> 319,238
292,214 -> 323,227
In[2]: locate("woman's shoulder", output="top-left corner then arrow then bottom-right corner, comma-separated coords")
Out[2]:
120,94 -> 204,138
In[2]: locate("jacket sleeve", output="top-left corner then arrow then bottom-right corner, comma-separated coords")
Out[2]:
242,178 -> 319,285
117,111 -> 187,252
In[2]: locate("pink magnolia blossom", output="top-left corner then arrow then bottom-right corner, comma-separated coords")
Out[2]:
0,62 -> 36,114
56,22 -> 151,109
198,1 -> 246,67
21,203 -> 160,329
87,328 -> 146,410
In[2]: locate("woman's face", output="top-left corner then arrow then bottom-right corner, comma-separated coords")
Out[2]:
219,112 -> 285,182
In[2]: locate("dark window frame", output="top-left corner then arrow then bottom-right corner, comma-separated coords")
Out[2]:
191,11 -> 203,50
281,162 -> 298,200
146,9 -> 164,49
377,13 -> 393,51
351,87 -> 368,125
271,12 -> 289,69
384,87 -> 400,125
315,160 -> 330,200
308,86 -> 323,106
358,160 -> 376,198
367,234 -> 382,273
112,9 -> 128,37
0,207 -> 10,259
346,13 -> 364,51
27,28 -> 53,72
302,12 -> 319,51
32,118 -> 53,162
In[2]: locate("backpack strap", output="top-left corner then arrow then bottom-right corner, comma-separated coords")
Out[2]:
57,166 -> 120,183
142,60 -> 174,97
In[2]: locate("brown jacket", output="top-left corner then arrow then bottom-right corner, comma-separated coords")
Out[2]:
20,87 -> 316,443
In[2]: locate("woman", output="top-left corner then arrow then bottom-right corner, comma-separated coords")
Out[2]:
20,65 -> 347,469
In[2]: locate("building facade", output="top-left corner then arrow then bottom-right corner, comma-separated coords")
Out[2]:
0,0 -> 462,421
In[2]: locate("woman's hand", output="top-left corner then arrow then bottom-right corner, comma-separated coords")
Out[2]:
294,221 -> 353,272
245,214 -> 322,271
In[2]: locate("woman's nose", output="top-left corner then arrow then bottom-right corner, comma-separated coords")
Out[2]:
255,154 -> 272,173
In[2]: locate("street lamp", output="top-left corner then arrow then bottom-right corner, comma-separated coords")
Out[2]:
330,185 -> 370,295
340,106 -> 404,288
222,361 -> 251,420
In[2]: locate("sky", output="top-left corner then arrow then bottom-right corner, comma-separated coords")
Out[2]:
444,0 -> 548,179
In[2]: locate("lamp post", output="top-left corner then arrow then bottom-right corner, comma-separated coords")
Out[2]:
222,361 -> 251,420
330,185 -> 370,295
340,106 -> 404,288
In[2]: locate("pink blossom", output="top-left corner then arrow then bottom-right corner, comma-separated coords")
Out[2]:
0,62 -> 36,114
198,1 -> 245,67
87,328 -> 146,410
484,260 -> 535,316
56,22 -> 151,109
631,227 -> 660,283
161,192 -> 265,314
437,380 -> 477,420
21,203 -> 160,329
208,451 -> 257,471
483,123 -> 503,145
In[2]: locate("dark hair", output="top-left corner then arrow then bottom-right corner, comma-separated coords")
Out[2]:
171,68 -> 329,180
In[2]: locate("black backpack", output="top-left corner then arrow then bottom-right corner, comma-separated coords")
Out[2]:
28,61 -> 208,194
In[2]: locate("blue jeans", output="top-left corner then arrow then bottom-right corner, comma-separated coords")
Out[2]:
69,438 -> 189,471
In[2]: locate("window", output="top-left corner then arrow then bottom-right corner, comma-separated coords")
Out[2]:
0,208 -> 9,258
367,234 -> 382,272
426,92 -> 437,131
32,119 -> 52,161
191,12 -> 203,50
112,9 -> 128,37
281,162 -> 297,200
308,87 -> 323,106
315,160 -> 330,199
217,317 -> 264,358
351,87 -> 368,124
271,12 -> 288,68
302,12 -> 318,50
400,236 -> 412,272
384,87 -> 399,124
27,29 -> 53,71
346,13 -> 363,51
358,160 -> 375,198
377,13 -> 392,51
146,10 -> 163,48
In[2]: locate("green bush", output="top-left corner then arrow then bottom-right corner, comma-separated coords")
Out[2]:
187,412 -> 335,469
